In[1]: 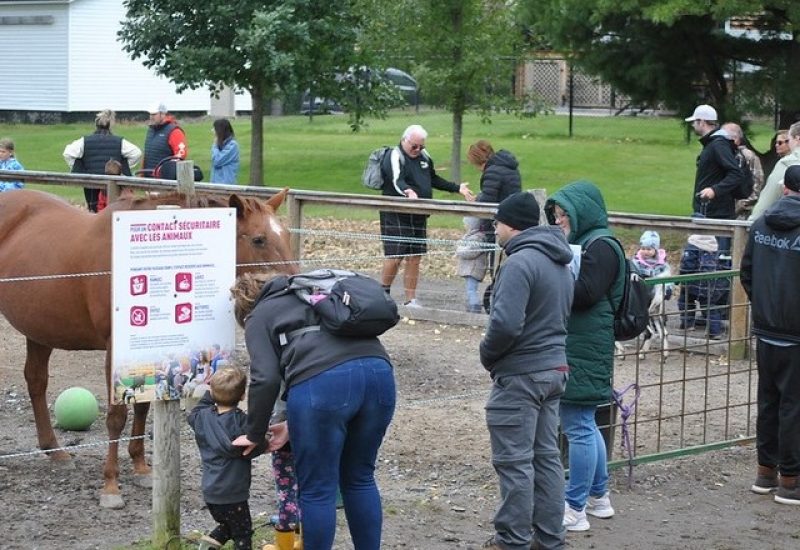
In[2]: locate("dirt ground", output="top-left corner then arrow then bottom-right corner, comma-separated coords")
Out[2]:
1,310 -> 799,550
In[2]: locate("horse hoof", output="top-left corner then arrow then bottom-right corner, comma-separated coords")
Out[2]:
49,457 -> 76,471
99,493 -> 125,509
133,473 -> 153,488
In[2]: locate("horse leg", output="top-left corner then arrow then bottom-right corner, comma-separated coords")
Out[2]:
101,401 -> 127,509
101,350 -> 127,508
23,339 -> 70,462
130,401 -> 152,488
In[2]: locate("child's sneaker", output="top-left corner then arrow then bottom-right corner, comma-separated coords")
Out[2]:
586,492 -> 615,518
563,503 -> 590,531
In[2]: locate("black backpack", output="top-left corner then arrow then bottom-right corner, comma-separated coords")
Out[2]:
587,236 -> 653,341
733,150 -> 755,200
264,269 -> 400,343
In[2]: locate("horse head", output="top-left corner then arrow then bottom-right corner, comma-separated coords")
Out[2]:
116,188 -> 298,275
228,188 -> 298,275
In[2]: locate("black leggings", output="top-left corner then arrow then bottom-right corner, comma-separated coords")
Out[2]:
207,501 -> 253,550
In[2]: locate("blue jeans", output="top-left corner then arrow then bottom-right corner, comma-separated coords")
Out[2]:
486,369 -> 568,550
465,276 -> 481,308
286,357 -> 396,550
559,403 -> 609,511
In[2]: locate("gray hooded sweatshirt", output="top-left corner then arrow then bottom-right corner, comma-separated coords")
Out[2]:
480,224 -> 574,378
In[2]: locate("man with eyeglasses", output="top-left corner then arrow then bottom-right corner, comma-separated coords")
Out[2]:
379,124 -> 475,307
721,122 -> 764,220
749,121 -> 800,220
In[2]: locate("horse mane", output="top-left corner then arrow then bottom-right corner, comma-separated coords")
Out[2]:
128,192 -> 230,209
116,192 -> 272,215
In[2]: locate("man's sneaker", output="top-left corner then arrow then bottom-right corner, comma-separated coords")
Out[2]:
774,475 -> 800,505
481,536 -> 502,549
586,492 -> 615,518
563,503 -> 590,531
750,465 -> 778,494
404,299 -> 422,308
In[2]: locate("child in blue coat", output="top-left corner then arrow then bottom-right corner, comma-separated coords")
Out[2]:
0,138 -> 25,191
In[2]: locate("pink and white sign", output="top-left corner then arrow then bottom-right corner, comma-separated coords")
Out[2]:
110,208 -> 236,404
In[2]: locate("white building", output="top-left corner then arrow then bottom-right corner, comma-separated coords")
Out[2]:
0,0 -> 251,116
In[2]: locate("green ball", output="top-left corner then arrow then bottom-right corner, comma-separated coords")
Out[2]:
54,387 -> 99,431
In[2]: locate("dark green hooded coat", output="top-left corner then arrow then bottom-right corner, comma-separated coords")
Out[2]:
544,181 -> 624,406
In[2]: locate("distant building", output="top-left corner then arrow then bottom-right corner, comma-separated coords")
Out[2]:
0,0 -> 250,121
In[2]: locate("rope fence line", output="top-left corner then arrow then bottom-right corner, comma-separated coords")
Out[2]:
0,226 -> 497,284
0,388 -> 492,462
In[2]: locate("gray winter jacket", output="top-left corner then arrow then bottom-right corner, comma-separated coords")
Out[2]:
479,225 -> 574,378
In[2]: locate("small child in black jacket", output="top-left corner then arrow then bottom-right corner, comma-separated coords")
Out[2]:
188,367 -> 266,550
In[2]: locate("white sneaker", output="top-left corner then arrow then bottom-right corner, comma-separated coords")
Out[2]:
563,503 -> 590,531
586,492 -> 615,518
404,299 -> 422,308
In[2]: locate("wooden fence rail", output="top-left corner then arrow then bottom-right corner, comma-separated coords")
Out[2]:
1,169 -> 751,357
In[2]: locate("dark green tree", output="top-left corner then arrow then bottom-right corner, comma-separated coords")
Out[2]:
119,0 -> 364,184
522,0 -> 800,128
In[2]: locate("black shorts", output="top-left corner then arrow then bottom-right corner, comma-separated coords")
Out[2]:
380,211 -> 428,256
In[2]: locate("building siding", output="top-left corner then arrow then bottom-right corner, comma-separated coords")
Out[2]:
0,0 -> 252,113
0,2 -> 69,110
67,0 -> 210,112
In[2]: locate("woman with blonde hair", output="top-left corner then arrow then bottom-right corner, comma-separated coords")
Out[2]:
62,108 -> 142,211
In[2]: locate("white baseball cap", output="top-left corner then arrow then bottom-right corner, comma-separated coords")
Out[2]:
685,104 -> 717,122
147,102 -> 167,114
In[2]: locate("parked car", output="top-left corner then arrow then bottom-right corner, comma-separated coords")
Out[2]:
299,67 -> 418,114
299,95 -> 344,115
383,68 -> 418,105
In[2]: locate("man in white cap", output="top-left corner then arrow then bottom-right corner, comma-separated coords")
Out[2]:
143,101 -> 189,177
684,104 -> 745,256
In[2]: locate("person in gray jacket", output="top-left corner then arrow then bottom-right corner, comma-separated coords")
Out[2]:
480,191 -> 574,550
188,367 -> 267,550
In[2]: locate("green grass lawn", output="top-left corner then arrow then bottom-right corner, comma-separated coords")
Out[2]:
1,109 -> 777,216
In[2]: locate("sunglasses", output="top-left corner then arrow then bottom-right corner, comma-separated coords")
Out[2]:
408,143 -> 425,151
776,139 -> 790,145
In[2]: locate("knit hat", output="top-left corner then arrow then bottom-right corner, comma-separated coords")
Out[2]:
783,164 -> 800,193
495,192 -> 540,231
688,234 -> 718,253
639,230 -> 660,250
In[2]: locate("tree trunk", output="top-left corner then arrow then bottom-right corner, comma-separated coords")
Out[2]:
777,40 -> 800,129
249,83 -> 265,186
451,109 -> 463,184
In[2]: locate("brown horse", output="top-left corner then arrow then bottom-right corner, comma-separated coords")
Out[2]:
0,188 -> 297,508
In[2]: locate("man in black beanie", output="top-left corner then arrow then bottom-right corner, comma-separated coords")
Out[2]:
480,191 -> 574,550
741,163 -> 800,506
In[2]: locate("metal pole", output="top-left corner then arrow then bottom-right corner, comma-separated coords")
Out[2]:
568,62 -> 574,138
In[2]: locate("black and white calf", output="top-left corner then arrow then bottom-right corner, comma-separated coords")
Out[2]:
616,265 -> 673,360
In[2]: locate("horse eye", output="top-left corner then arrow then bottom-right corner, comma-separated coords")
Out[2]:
252,235 -> 267,247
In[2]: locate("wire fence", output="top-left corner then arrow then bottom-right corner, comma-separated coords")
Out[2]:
0,173 -> 756,474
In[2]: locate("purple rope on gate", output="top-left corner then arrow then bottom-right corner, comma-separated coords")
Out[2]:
612,382 -> 640,488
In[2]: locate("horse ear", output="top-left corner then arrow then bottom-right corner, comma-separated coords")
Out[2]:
267,187 -> 290,211
229,194 -> 246,218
